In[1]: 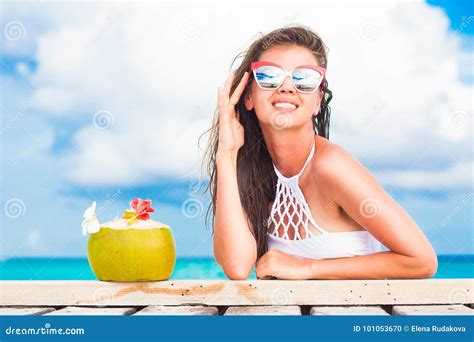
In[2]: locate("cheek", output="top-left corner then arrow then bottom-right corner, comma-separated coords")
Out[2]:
301,93 -> 322,110
254,93 -> 270,108
250,86 -> 272,110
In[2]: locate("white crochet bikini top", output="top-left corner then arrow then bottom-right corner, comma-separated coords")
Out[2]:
266,139 -> 382,260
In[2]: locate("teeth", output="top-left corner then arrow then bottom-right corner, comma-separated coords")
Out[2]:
274,102 -> 296,109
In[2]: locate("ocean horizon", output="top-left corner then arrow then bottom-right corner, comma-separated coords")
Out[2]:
0,255 -> 472,280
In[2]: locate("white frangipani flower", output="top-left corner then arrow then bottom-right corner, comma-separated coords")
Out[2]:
81,201 -> 101,236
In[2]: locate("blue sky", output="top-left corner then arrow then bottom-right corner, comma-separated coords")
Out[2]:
428,0 -> 473,33
1,1 -> 472,258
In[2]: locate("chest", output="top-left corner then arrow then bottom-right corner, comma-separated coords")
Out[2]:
266,173 -> 342,239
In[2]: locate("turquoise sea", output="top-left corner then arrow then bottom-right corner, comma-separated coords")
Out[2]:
0,255 -> 472,280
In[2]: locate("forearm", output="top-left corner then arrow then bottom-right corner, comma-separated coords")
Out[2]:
213,152 -> 257,278
304,251 -> 438,280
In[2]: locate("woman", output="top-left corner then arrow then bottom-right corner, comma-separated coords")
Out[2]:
203,25 -> 437,280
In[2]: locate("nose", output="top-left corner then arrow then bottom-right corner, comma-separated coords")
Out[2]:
278,74 -> 296,94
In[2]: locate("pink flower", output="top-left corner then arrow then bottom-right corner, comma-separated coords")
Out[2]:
130,198 -> 155,220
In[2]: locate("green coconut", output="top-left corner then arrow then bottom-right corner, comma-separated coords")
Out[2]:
87,219 -> 176,282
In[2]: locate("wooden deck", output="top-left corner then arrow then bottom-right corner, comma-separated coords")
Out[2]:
1,279 -> 473,316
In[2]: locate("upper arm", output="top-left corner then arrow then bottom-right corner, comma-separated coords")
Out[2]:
319,144 -> 436,263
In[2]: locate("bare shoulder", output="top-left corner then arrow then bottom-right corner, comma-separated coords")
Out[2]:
312,135 -> 356,171
312,135 -> 374,185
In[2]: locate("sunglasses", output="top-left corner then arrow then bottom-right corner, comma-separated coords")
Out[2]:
250,61 -> 326,94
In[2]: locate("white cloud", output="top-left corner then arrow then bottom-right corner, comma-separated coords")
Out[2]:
9,1 -> 472,190
376,161 -> 473,191
59,106 -> 210,185
1,2 -> 100,57
32,86 -> 78,114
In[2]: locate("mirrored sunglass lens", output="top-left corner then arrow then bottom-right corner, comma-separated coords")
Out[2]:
254,66 -> 283,89
292,68 -> 323,92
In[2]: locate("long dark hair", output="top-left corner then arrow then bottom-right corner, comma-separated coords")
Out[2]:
201,25 -> 333,259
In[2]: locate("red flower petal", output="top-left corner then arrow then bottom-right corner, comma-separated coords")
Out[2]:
137,213 -> 150,220
130,198 -> 154,220
130,198 -> 139,210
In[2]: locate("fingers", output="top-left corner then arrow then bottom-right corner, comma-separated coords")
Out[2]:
229,72 -> 250,106
218,71 -> 249,120
217,86 -> 223,111
255,258 -> 266,278
222,72 -> 235,102
256,267 -> 274,280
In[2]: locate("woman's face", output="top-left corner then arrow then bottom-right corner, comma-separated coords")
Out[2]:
245,44 -> 323,130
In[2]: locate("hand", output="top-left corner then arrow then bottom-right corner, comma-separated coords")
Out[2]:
217,71 -> 250,154
256,248 -> 311,280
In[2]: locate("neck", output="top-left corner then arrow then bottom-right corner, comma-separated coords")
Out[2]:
261,122 -> 315,178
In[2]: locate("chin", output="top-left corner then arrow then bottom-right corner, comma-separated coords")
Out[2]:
268,109 -> 311,130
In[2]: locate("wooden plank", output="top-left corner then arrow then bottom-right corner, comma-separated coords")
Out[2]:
310,306 -> 389,315
225,306 -> 301,315
44,306 -> 137,316
393,305 -> 474,316
134,305 -> 218,315
0,307 -> 56,316
1,279 -> 473,306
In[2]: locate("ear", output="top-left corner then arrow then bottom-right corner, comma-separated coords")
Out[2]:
244,93 -> 254,111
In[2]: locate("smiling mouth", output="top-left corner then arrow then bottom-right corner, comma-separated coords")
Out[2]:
272,102 -> 299,112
